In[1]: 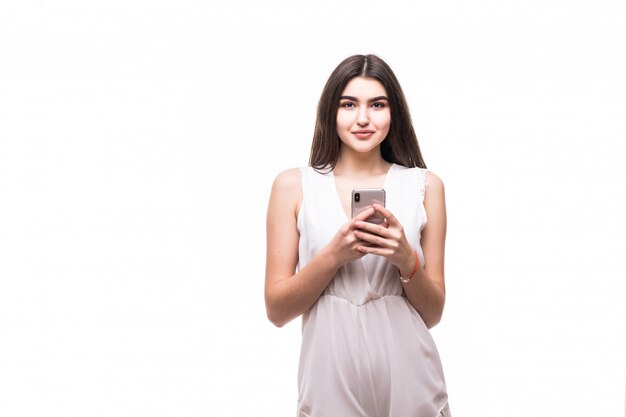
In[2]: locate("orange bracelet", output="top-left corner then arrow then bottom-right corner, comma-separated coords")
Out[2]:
399,250 -> 419,283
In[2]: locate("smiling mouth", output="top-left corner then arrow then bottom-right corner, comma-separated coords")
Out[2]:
352,130 -> 375,138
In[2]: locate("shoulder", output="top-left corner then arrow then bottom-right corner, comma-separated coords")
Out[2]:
424,170 -> 444,194
271,167 -> 302,193
423,170 -> 446,212
269,167 -> 303,216
396,165 -> 444,195
268,168 -> 302,220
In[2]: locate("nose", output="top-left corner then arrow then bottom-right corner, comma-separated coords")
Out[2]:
356,106 -> 369,126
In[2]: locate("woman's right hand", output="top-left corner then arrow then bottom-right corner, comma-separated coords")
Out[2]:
324,206 -> 387,267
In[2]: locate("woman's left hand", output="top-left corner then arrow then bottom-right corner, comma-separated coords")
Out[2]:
353,203 -> 416,277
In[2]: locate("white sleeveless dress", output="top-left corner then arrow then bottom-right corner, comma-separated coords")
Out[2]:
296,163 -> 450,417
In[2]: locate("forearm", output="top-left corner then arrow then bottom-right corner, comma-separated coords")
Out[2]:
265,247 -> 340,327
402,266 -> 445,329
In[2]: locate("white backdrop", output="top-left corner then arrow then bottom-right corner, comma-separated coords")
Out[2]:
1,1 -> 625,416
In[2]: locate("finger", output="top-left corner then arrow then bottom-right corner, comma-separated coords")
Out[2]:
352,206 -> 376,223
354,229 -> 393,248
356,240 -> 376,248
354,220 -> 392,238
372,203 -> 400,226
357,245 -> 393,256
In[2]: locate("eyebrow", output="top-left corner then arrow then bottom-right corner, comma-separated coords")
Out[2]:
339,95 -> 389,102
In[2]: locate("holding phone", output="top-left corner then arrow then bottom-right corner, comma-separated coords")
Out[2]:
351,188 -> 386,224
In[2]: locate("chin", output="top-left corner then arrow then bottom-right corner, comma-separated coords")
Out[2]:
351,142 -> 382,154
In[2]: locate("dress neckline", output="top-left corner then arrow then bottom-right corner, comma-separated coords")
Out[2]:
328,163 -> 396,222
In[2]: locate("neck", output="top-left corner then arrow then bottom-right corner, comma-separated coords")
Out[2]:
334,147 -> 391,177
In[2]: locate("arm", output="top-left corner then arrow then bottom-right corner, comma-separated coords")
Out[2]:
401,172 -> 447,328
264,168 -> 374,327
352,171 -> 447,328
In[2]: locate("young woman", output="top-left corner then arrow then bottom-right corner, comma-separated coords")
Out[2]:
265,54 -> 451,417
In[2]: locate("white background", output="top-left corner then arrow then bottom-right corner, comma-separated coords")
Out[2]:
1,1 -> 625,416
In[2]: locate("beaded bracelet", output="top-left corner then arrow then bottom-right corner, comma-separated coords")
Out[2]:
399,250 -> 419,283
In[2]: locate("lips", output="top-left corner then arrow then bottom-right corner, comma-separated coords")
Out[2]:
352,130 -> 375,139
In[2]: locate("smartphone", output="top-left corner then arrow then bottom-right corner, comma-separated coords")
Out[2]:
351,188 -> 386,224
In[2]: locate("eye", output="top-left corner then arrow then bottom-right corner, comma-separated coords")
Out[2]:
340,101 -> 356,108
371,102 -> 386,109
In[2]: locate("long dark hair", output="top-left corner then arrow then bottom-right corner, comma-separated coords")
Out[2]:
309,54 -> 426,172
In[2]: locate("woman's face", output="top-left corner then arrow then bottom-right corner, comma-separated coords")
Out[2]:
336,77 -> 391,154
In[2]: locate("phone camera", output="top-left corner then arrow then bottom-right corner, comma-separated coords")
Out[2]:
354,193 -> 360,202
